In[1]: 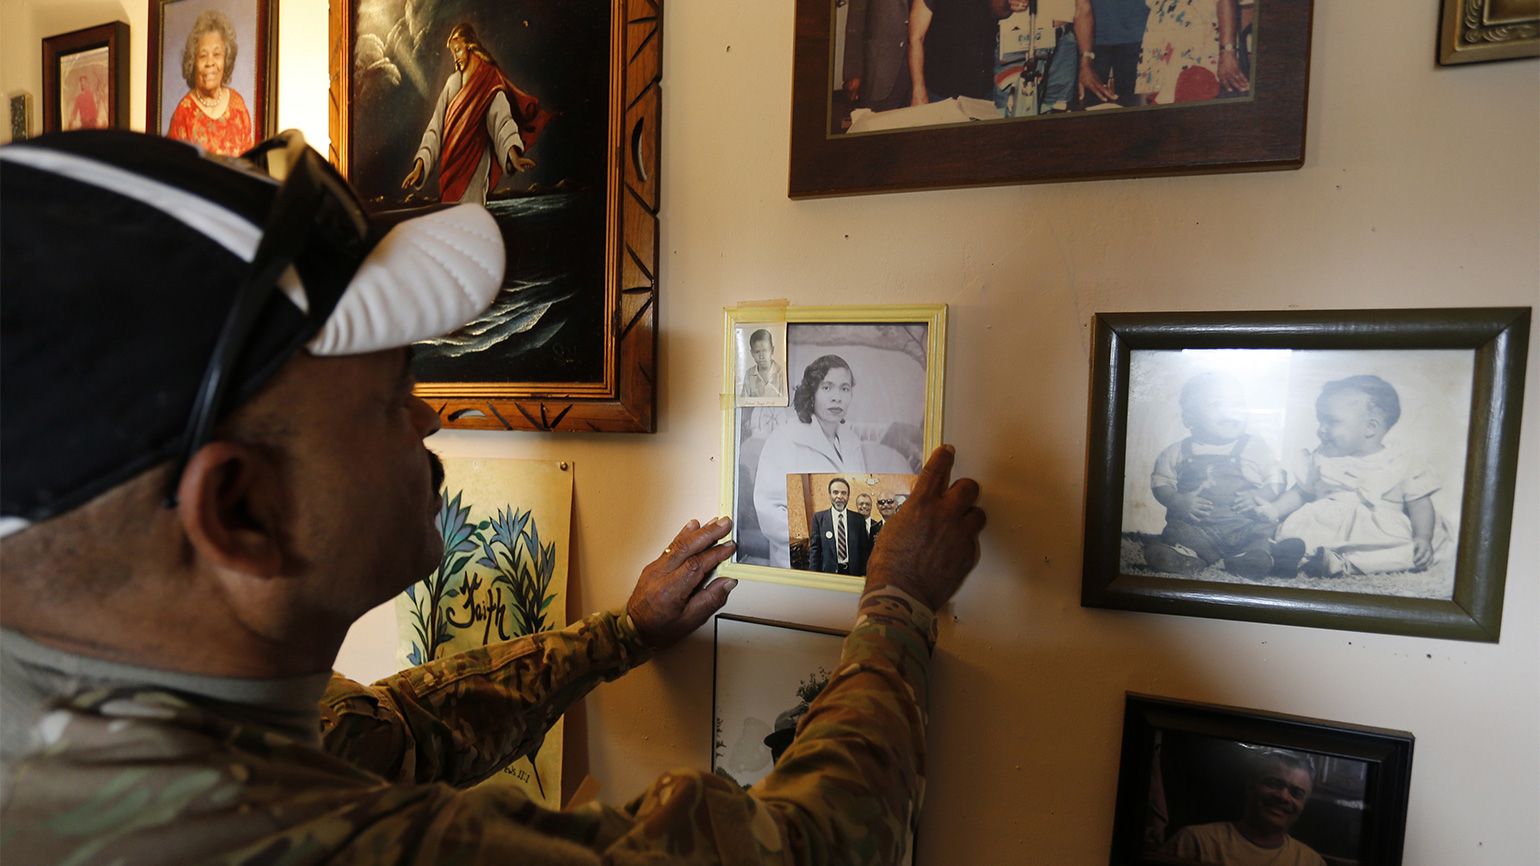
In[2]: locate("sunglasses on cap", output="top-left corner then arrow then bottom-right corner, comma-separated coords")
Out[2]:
163,130 -> 371,506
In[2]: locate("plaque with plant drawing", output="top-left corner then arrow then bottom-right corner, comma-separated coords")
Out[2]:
394,457 -> 573,806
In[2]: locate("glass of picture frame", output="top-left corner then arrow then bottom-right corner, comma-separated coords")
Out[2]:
1111,693 -> 1414,866
1081,307 -> 1530,641
719,304 -> 947,592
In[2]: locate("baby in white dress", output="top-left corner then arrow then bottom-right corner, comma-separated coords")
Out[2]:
1248,375 -> 1449,577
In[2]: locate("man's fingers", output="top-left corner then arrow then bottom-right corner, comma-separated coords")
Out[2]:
679,577 -> 738,627
662,541 -> 736,605
661,517 -> 731,571
945,477 -> 981,510
912,444 -> 956,499
962,506 -> 987,534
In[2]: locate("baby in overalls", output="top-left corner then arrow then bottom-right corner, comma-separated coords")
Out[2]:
1144,372 -> 1300,578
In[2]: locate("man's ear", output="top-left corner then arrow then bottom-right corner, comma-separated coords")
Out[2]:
176,442 -> 286,578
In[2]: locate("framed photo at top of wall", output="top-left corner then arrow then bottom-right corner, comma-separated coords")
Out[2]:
1081,308 -> 1530,642
147,0 -> 277,156
789,0 -> 1313,197
42,22 -> 130,133
329,0 -> 662,433
721,305 -> 946,592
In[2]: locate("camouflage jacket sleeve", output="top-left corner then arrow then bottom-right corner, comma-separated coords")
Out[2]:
319,609 -> 652,788
592,586 -> 937,866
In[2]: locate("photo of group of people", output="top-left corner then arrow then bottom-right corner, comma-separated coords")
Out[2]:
1119,348 -> 1475,599
831,0 -> 1258,135
785,472 -> 915,575
731,320 -> 933,571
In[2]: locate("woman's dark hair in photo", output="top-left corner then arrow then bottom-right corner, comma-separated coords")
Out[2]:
792,354 -> 854,423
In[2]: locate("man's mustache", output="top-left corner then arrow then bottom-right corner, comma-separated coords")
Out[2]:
428,449 -> 445,496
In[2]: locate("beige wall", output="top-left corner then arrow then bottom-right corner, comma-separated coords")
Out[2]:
8,0 -> 1537,861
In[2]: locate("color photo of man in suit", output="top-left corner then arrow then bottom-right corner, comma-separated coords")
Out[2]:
809,477 -> 871,575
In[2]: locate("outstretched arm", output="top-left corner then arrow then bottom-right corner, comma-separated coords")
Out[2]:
1074,0 -> 1116,103
324,448 -> 983,865
607,445 -> 985,864
321,519 -> 737,786
908,0 -> 934,105
1216,0 -> 1249,92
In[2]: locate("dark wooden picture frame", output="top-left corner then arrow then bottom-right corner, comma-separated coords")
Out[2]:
1081,308 -> 1530,642
42,22 -> 130,133
1438,0 -> 1539,65
329,0 -> 661,433
1111,693 -> 1414,866
146,0 -> 278,151
789,0 -> 1314,197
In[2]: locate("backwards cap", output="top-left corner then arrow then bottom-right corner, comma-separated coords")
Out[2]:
0,130 -> 505,536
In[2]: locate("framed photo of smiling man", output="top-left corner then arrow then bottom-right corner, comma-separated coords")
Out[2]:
1081,308 -> 1530,641
721,305 -> 946,592
1111,694 -> 1414,866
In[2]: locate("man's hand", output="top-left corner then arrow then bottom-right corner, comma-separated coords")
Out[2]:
1078,57 -> 1116,104
1217,51 -> 1250,93
844,76 -> 863,104
627,517 -> 738,650
1168,490 -> 1213,521
863,445 -> 986,611
401,158 -> 425,190
507,147 -> 536,173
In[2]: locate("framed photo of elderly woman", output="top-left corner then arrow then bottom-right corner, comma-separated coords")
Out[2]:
147,0 -> 277,157
790,0 -> 1313,196
1081,308 -> 1530,642
1111,694 -> 1414,866
720,304 -> 946,592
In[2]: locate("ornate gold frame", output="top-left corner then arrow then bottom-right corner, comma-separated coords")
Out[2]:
328,0 -> 661,432
1439,0 -> 1540,64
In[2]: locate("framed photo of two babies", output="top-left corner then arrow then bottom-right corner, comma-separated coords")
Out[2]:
1081,308 -> 1530,642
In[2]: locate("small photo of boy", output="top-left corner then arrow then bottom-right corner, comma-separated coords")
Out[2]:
734,321 -> 789,407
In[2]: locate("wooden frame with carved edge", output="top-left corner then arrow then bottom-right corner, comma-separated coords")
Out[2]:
789,0 -> 1314,197
42,22 -> 130,133
146,0 -> 278,141
1438,0 -> 1539,64
1081,308 -> 1530,642
1111,693 -> 1414,866
328,0 -> 661,433
720,304 -> 947,593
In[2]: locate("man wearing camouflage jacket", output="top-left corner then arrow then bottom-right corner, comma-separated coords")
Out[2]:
0,130 -> 986,865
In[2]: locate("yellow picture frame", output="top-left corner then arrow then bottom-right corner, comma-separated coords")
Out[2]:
720,304 -> 946,592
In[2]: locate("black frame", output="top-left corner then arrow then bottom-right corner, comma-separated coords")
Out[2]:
1111,693 -> 1414,866
710,613 -> 849,777
1081,308 -> 1530,641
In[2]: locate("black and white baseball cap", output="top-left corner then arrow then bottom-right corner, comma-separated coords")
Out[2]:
1,130 -> 505,537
